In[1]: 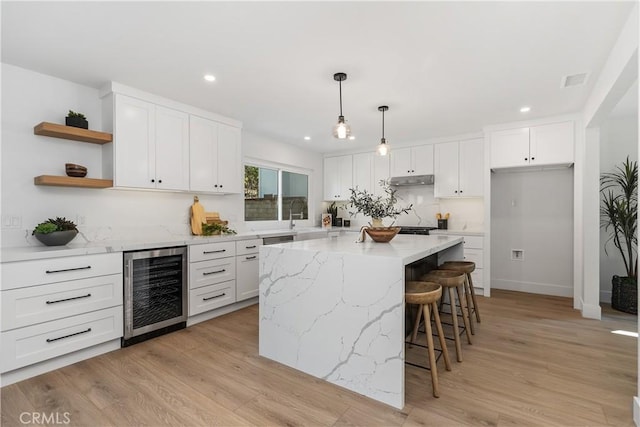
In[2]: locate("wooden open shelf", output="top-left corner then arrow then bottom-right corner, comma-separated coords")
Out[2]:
34,175 -> 113,189
34,122 -> 113,144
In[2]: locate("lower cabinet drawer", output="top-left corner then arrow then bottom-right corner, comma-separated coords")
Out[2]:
2,274 -> 123,331
0,306 -> 123,373
464,248 -> 483,268
189,257 -> 236,290
189,281 -> 236,316
462,235 -> 484,249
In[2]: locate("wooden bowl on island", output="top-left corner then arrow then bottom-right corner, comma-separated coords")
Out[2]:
364,226 -> 401,243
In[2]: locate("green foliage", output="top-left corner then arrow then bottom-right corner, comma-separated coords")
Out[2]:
348,181 -> 412,222
67,110 -> 86,120
326,201 -> 338,217
601,156 -> 637,279
32,217 -> 78,235
244,165 -> 259,198
201,223 -> 237,236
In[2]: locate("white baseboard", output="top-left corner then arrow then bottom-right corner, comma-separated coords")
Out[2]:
0,339 -> 120,387
491,279 -> 573,297
633,396 -> 640,426
187,297 -> 257,326
581,301 -> 602,319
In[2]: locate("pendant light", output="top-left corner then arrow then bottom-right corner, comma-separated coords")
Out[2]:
376,105 -> 389,156
332,72 -> 352,139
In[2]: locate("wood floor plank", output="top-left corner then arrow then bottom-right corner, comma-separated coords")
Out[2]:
0,290 -> 636,426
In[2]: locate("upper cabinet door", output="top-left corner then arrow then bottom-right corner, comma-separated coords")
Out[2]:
352,152 -> 373,193
372,154 -> 390,197
434,141 -> 459,198
390,148 -> 412,176
189,115 -> 219,192
412,145 -> 434,175
217,124 -> 242,194
490,128 -> 530,168
459,138 -> 483,197
114,95 -> 155,188
323,156 -> 340,200
337,155 -> 353,200
529,121 -> 574,166
155,106 -> 189,191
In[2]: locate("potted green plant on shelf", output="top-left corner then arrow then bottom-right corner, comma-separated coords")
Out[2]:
66,110 -> 88,129
32,217 -> 79,246
601,156 -> 638,314
348,181 -> 412,242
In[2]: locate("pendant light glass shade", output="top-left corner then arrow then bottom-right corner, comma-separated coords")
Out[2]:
376,106 -> 389,156
333,73 -> 351,139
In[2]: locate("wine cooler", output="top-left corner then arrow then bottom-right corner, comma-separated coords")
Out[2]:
123,246 -> 187,346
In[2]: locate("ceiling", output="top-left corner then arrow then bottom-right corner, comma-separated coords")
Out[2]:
1,1 -> 635,154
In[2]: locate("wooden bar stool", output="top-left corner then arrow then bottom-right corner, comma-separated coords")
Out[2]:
405,281 -> 452,398
440,261 -> 481,328
419,270 -> 472,362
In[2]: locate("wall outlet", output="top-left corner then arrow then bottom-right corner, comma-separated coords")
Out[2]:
511,249 -> 524,261
2,215 -> 21,229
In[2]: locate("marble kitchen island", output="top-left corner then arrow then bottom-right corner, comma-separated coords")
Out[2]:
258,234 -> 463,409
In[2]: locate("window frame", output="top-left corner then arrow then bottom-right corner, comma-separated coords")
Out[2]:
243,159 -> 313,226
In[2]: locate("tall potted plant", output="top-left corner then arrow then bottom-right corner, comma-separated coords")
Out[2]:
600,156 -> 638,314
348,181 -> 412,227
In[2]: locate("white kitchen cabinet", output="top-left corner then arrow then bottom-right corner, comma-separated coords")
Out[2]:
113,94 -> 189,190
490,121 -> 574,169
324,155 -> 353,200
352,153 -> 390,196
189,115 -> 242,194
390,145 -> 433,177
1,253 -> 123,376
188,242 -> 237,316
434,138 -> 483,198
236,239 -> 262,301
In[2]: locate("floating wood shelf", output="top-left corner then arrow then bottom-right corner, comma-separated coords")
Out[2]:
34,175 -> 113,189
34,122 -> 113,144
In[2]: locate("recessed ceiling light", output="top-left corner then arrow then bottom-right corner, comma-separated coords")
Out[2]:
349,136 -> 356,140
520,106 -> 531,113
304,136 -> 311,141
204,74 -> 216,82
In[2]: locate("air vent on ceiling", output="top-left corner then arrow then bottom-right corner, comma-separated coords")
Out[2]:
561,73 -> 589,88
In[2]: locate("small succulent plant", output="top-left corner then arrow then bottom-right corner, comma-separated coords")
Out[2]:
32,217 -> 78,235
67,110 -> 86,120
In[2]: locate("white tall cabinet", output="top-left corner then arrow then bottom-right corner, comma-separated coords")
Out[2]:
324,155 -> 353,200
390,145 -> 434,177
189,115 -> 242,194
434,138 -> 483,198
112,94 -> 189,190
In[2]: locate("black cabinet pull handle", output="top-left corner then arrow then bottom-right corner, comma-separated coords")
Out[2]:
454,190 -> 458,193
245,255 -> 257,260
203,249 -> 226,254
46,328 -> 91,343
214,184 -> 218,188
524,158 -> 528,161
459,190 -> 463,193
531,157 -> 535,160
151,179 -> 155,183
203,269 -> 226,275
220,185 -> 223,188
46,266 -> 91,274
158,179 -> 162,183
245,245 -> 257,249
203,293 -> 226,301
46,293 -> 92,305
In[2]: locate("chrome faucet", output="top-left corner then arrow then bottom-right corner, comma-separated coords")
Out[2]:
289,199 -> 306,229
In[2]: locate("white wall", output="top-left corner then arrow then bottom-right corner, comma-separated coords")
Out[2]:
1,63 -> 324,247
490,168 -> 574,297
599,110 -> 638,302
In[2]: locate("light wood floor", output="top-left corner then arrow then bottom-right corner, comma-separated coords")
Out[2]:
1,290 -> 637,426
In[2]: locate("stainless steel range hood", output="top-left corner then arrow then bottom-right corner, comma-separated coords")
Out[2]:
389,174 -> 434,186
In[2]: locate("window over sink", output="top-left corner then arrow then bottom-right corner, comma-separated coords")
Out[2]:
244,165 -> 309,222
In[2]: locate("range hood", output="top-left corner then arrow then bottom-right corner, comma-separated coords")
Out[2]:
389,174 -> 434,186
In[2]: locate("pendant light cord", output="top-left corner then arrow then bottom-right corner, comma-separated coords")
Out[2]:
339,80 -> 343,116
381,108 -> 385,139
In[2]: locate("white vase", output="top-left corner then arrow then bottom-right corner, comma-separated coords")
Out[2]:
371,218 -> 384,228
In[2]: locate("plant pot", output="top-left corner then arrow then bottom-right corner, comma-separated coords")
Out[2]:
65,116 -> 88,129
611,275 -> 637,314
34,230 -> 78,246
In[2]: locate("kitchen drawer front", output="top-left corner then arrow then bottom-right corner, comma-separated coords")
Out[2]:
2,253 -> 122,291
189,257 -> 236,290
189,281 -> 236,316
2,274 -> 123,332
464,248 -> 484,269
189,241 -> 236,263
0,306 -> 123,373
236,254 -> 259,301
236,239 -> 262,256
462,235 -> 483,249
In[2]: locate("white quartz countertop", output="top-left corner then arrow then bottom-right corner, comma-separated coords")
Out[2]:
1,227 -> 349,263
263,234 -> 463,265
429,229 -> 484,236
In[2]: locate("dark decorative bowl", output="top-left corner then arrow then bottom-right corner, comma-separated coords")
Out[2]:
66,163 -> 87,178
34,230 -> 78,246
364,226 -> 401,243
